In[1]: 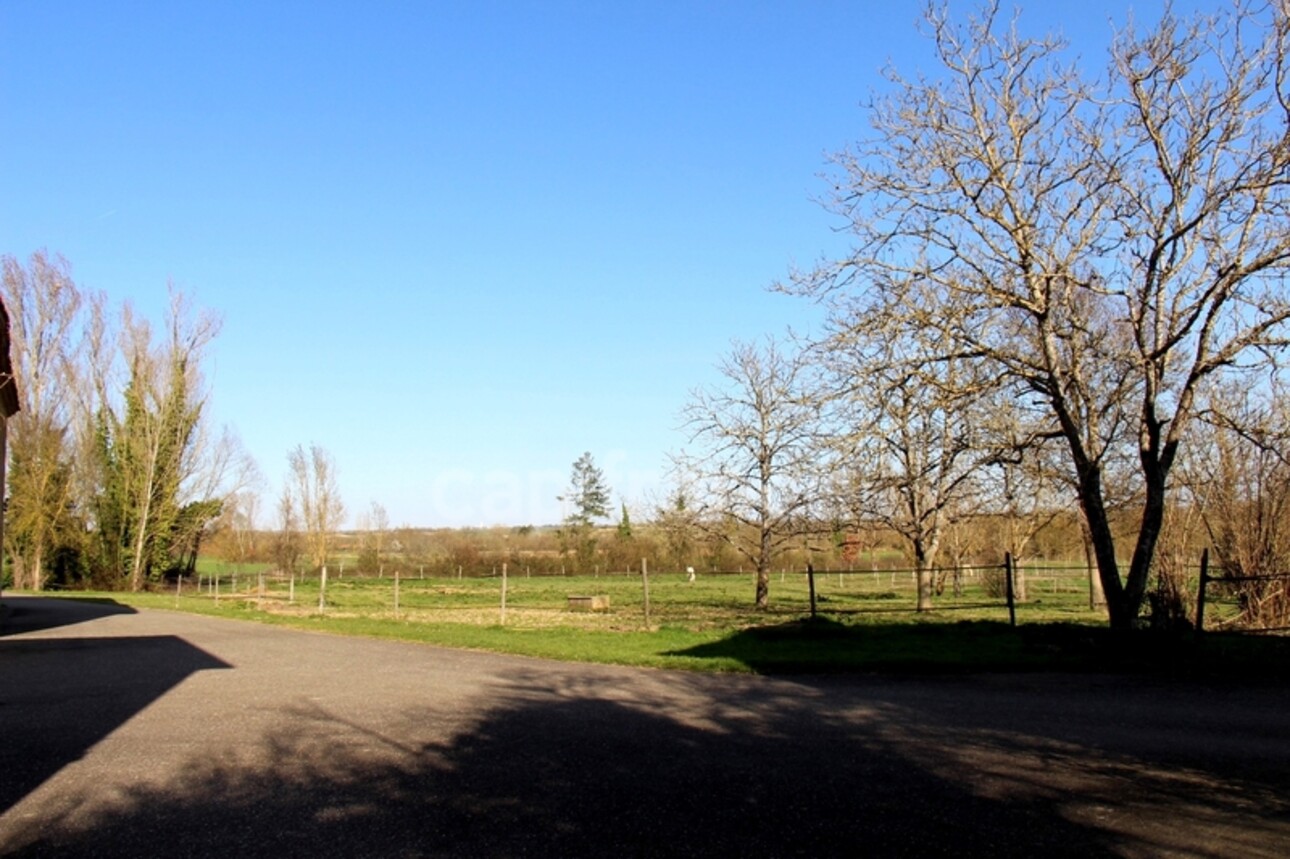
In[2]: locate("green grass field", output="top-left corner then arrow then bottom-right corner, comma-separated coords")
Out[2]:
177,563 -> 1106,627
18,563 -> 1285,677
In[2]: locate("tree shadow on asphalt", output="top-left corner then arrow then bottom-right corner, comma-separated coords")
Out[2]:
6,665 -> 1289,857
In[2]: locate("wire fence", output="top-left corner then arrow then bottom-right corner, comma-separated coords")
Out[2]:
1197,549 -> 1290,635
173,556 -> 1108,628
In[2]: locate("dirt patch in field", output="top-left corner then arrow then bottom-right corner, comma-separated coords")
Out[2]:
254,601 -> 645,630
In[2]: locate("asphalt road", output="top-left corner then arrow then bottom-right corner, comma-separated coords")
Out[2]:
1,595 -> 1288,857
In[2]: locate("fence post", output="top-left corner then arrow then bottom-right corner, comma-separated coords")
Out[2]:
500,562 -> 508,625
641,557 -> 651,627
807,562 -> 817,620
394,567 -> 401,619
1004,553 -> 1017,628
1195,548 -> 1210,636
318,565 -> 327,613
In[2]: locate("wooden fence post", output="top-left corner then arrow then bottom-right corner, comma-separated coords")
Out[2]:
500,562 -> 508,625
808,562 -> 817,620
1004,553 -> 1017,628
641,557 -> 651,626
318,565 -> 327,613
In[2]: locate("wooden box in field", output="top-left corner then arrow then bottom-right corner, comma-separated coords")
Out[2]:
567,594 -> 610,612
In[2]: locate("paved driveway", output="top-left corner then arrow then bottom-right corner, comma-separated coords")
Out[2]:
1,595 -> 1288,857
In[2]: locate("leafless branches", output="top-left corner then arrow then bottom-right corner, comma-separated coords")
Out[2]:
287,443 -> 345,574
677,336 -> 827,608
785,1 -> 1290,629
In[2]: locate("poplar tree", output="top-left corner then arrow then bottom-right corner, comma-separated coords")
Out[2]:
1,252 -> 83,589
287,443 -> 345,574
90,293 -> 219,590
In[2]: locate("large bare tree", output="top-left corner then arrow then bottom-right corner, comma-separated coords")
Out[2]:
679,336 -> 824,609
789,2 -> 1290,630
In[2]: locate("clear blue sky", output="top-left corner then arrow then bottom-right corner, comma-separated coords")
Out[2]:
2,1 -> 1189,528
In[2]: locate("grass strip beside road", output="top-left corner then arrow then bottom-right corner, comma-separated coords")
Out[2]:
17,588 -> 1290,680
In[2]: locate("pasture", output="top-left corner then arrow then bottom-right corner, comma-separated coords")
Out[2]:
94,561 -> 1273,675
17,559 -> 1290,676
178,561 -> 1106,628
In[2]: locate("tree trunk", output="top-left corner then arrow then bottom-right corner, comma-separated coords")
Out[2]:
914,541 -> 934,611
129,519 -> 149,593
1118,463 -> 1170,631
754,564 -> 770,609
129,463 -> 158,593
916,564 -> 934,611
1068,450 -> 1132,630
31,545 -> 44,592
1081,523 -> 1106,609
755,525 -> 772,609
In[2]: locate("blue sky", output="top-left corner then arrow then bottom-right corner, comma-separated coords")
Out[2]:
2,1 -> 1190,528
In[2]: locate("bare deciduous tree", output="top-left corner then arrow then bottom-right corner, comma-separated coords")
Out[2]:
788,2 -> 1290,630
652,482 -> 699,574
1,251 -> 83,589
229,489 -> 261,566
273,484 -> 302,576
1185,380 -> 1290,628
287,443 -> 345,574
678,336 -> 823,609
357,500 -> 390,574
178,428 -> 261,575
1,253 -> 254,591
824,327 -> 991,610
